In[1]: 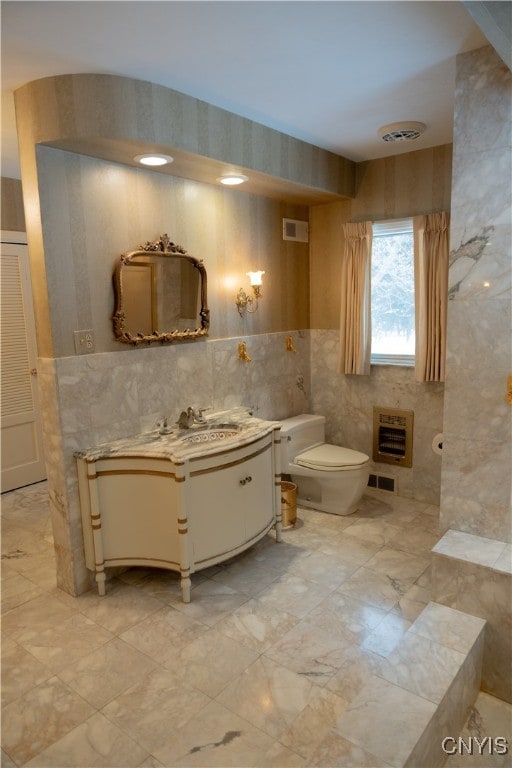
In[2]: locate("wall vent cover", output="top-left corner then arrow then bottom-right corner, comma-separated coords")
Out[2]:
283,218 -> 309,243
368,473 -> 397,493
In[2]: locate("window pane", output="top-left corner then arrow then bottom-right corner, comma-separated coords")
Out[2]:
371,227 -> 415,356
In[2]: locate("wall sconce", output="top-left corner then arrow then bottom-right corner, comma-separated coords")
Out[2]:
236,271 -> 265,316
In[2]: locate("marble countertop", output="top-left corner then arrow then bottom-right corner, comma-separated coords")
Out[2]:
75,408 -> 281,463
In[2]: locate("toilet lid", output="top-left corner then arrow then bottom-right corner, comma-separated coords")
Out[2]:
295,444 -> 369,471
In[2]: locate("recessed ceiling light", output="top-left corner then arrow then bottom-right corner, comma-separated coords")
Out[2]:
378,122 -> 426,143
217,173 -> 249,186
134,154 -> 174,166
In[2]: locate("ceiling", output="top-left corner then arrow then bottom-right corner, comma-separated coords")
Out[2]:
0,1 -> 497,181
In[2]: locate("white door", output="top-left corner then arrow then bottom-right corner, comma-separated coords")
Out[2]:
1,232 -> 46,492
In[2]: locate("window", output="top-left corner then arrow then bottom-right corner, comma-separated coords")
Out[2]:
371,218 -> 415,366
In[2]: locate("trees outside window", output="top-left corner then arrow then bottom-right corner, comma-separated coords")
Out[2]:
371,219 -> 415,364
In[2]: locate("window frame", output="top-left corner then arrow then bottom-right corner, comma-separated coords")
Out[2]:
370,217 -> 415,368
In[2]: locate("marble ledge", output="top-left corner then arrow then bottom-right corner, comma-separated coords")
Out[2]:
433,529 -> 512,574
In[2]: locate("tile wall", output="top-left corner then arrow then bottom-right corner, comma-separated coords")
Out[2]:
37,332 -> 311,595
310,330 -> 444,505
441,45 -> 512,543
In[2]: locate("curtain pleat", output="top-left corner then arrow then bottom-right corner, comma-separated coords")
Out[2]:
414,212 -> 449,382
338,221 -> 372,375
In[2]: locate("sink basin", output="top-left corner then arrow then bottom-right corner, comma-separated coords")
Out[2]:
180,424 -> 241,444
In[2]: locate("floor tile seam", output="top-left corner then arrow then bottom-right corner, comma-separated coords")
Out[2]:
178,651 -> 267,702
309,726 -> 398,768
284,569 -> 358,592
0,660 -> 55,710
354,561 -> 421,588
12,630 -> 115,685
273,736 -> 316,765
211,675 -> 312,746
149,705 -> 277,768
54,654 -> 165,714
75,594 -> 185,636
24,710 -> 155,768
98,678 -> 217,753
259,632 -> 363,690
1,588 -> 47,615
335,585 -> 401,614
60,631 -> 163,684
368,542 -> 433,560
1,673 -> 98,760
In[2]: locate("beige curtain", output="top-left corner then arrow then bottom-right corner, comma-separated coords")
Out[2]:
338,221 -> 372,375
414,212 -> 449,382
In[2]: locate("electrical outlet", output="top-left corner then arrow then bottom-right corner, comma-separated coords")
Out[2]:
74,329 -> 95,354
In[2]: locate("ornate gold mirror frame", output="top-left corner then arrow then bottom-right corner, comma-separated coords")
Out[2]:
113,234 -> 209,345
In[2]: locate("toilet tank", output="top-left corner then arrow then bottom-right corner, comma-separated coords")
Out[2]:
280,414 -> 326,464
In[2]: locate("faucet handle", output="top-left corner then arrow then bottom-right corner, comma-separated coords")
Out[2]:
158,416 -> 173,435
192,406 -> 210,424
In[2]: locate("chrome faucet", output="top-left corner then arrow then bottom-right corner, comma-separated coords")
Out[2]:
177,406 -> 210,428
177,407 -> 195,429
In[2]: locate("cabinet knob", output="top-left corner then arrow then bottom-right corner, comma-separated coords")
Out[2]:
239,476 -> 252,486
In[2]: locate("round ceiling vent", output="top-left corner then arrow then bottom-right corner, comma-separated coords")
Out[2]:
378,121 -> 426,143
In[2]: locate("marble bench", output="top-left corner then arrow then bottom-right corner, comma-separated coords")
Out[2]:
432,529 -> 512,704
334,601 -> 486,767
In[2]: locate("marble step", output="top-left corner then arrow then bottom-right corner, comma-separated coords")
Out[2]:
433,529 -> 512,704
334,601 -> 486,767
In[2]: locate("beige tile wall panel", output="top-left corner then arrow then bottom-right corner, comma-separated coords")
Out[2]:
14,73 -> 355,203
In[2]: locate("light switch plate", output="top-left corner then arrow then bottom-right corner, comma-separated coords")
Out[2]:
74,329 -> 95,354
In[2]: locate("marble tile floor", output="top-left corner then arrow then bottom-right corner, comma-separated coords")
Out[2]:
1,481 -> 510,767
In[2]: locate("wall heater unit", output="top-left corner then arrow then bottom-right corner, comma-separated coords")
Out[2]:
373,407 -> 414,468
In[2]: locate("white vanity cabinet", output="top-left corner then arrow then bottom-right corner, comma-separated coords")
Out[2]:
76,420 -> 282,602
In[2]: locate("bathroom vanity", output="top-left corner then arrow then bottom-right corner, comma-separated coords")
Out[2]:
76,410 -> 282,601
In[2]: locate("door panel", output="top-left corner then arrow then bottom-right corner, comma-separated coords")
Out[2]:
1,235 -> 46,491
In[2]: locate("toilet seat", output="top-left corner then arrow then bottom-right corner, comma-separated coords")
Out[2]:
294,443 -> 369,472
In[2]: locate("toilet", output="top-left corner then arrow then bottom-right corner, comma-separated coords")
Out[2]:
280,414 -> 370,516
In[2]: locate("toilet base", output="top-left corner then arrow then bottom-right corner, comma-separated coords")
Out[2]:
290,470 -> 369,517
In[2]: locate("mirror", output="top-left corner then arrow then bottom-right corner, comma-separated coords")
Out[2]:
113,234 -> 209,345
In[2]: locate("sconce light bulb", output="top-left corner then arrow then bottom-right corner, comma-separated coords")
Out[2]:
247,270 -> 265,287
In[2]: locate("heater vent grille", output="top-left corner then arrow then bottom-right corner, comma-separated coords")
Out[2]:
373,407 -> 414,468
378,412 -> 407,428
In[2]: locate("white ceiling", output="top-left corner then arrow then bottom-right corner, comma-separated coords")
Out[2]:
1,1 -> 490,180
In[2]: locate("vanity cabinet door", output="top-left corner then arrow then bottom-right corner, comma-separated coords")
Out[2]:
242,445 -> 274,540
187,462 -> 248,565
187,439 -> 275,566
